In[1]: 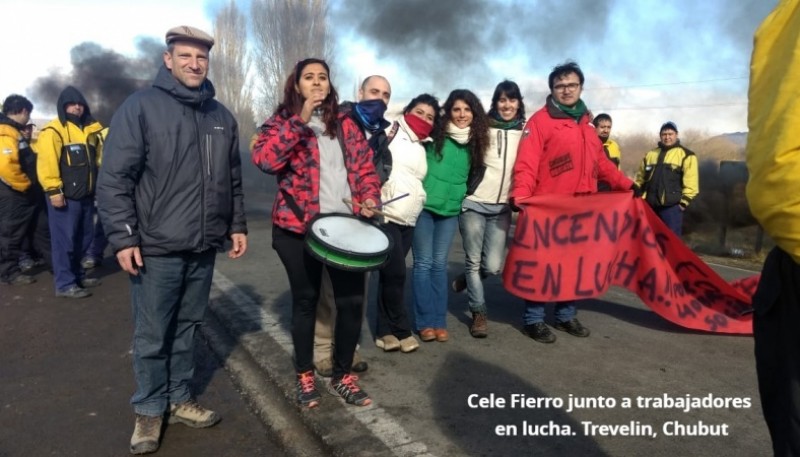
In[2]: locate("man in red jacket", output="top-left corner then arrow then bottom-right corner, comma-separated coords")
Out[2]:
509,61 -> 634,344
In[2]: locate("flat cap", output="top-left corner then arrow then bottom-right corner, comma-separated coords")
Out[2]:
165,25 -> 214,49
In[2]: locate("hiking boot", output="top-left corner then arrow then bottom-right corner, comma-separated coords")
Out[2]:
314,358 -> 333,377
352,351 -> 368,373
470,312 -> 488,338
331,374 -> 371,406
296,370 -> 321,408
81,256 -> 101,270
3,273 -> 36,286
80,277 -> 102,288
399,335 -> 420,353
375,335 -> 401,352
169,399 -> 220,428
55,285 -> 91,299
18,258 -> 35,273
554,318 -> 591,337
451,273 -> 467,293
130,414 -> 162,455
523,322 -> 556,344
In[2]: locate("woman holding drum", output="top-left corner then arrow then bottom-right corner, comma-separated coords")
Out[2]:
252,58 -> 380,408
412,89 -> 489,343
374,94 -> 441,354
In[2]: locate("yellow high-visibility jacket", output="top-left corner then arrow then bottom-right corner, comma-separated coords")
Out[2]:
745,0 -> 800,263
604,138 -> 621,170
0,123 -> 31,192
36,119 -> 103,197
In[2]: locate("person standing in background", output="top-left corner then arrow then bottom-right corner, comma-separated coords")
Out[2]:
36,86 -> 104,298
594,112 -> 622,192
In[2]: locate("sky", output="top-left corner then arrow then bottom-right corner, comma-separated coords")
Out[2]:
1,0 -> 780,136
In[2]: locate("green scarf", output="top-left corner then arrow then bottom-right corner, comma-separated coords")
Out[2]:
555,99 -> 587,121
489,112 -> 523,130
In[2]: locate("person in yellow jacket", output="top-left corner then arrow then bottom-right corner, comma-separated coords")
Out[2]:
36,86 -> 104,298
595,113 -> 622,191
745,1 -> 800,455
0,94 -> 41,286
634,121 -> 699,235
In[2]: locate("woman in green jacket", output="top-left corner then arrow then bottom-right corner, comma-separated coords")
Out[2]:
412,89 -> 488,343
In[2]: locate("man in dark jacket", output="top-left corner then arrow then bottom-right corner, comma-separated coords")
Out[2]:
96,25 -> 247,455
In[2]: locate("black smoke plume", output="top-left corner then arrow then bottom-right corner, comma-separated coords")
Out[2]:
30,37 -> 163,125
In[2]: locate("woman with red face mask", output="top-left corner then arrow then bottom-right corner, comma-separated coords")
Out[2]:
373,93 -> 441,355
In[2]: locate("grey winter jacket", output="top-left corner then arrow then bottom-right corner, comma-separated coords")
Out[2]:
96,65 -> 247,256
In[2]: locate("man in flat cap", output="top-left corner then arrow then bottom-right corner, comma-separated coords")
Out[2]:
97,25 -> 247,455
634,121 -> 699,235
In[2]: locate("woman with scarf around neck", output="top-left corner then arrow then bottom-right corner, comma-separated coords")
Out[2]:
412,89 -> 489,343
374,93 -> 441,353
451,80 -> 526,339
252,58 -> 381,408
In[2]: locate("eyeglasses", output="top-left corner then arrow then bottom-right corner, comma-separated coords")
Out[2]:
553,83 -> 581,92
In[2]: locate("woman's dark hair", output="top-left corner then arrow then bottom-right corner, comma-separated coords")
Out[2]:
274,58 -> 340,137
487,80 -> 525,122
431,89 -> 488,169
402,93 -> 442,137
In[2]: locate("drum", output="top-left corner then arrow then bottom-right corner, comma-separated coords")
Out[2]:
305,213 -> 393,271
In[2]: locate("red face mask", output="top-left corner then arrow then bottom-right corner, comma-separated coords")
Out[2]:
404,113 -> 433,139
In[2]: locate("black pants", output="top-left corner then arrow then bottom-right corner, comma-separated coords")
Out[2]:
0,185 -> 37,280
272,226 -> 364,378
754,247 -> 800,457
376,222 -> 414,339
20,189 -> 50,267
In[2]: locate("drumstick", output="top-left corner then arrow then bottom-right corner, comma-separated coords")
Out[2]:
377,193 -> 410,208
342,198 -> 405,224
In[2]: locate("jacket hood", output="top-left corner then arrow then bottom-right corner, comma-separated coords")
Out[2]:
57,85 -> 94,125
153,65 -> 216,106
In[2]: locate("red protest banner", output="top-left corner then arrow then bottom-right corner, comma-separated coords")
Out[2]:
502,192 -> 757,334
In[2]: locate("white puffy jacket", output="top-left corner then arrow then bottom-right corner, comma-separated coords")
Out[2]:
381,116 -> 428,226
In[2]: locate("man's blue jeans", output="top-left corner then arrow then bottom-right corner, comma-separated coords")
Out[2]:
523,300 -> 577,325
412,210 -> 459,330
458,209 -> 511,314
130,249 -> 216,416
655,204 -> 683,236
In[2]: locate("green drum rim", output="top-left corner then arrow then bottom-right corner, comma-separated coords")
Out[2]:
306,236 -> 388,271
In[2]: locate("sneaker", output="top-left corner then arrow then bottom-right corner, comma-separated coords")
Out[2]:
18,258 -> 35,273
399,335 -> 420,353
554,318 -> 591,337
352,351 -> 368,373
130,414 -> 162,455
331,374 -> 371,406
55,285 -> 91,299
375,335 -> 401,352
2,273 -> 36,286
81,256 -> 101,270
523,322 -> 556,344
296,371 -> 321,408
451,273 -> 467,293
470,312 -> 488,338
168,399 -> 220,428
80,277 -> 102,288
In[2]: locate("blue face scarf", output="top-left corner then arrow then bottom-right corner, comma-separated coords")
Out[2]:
354,99 -> 387,132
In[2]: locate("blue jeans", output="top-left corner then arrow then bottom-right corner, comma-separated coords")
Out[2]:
130,249 -> 216,416
458,209 -> 511,314
412,210 -> 459,330
655,204 -> 683,236
46,196 -> 93,292
523,300 -> 577,325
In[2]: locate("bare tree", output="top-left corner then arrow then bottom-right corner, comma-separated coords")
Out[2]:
210,0 -> 256,138
250,0 -> 333,120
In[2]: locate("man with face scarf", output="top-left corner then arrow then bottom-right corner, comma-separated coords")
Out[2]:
313,75 -> 393,377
